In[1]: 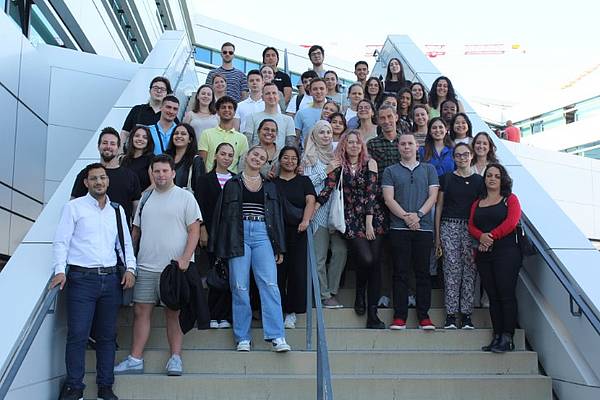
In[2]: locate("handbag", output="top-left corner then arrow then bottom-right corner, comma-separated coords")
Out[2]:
111,202 -> 134,306
282,196 -> 304,226
328,168 -> 346,234
516,222 -> 536,257
206,257 -> 229,291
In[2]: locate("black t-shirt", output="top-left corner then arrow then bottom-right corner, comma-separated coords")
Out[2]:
439,172 -> 483,220
121,154 -> 152,190
384,80 -> 412,94
71,166 -> 142,224
121,103 -> 179,132
275,175 -> 316,208
273,71 -> 292,94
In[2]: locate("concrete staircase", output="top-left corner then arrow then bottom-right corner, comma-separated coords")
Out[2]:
84,287 -> 552,399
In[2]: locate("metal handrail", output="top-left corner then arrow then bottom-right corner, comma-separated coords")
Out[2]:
305,225 -> 334,400
521,215 -> 600,336
0,278 -> 60,399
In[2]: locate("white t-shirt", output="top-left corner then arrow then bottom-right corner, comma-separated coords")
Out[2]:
235,97 -> 280,132
286,94 -> 313,114
134,186 -> 201,272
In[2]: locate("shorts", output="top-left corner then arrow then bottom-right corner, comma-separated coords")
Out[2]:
133,268 -> 162,304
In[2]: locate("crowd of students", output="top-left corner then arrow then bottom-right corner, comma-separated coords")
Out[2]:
52,41 -> 525,400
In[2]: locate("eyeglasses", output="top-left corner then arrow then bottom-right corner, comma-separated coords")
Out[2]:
151,86 -> 167,92
454,152 -> 471,159
222,50 -> 234,55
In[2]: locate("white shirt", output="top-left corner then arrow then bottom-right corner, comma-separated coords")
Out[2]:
53,194 -> 136,275
286,94 -> 313,114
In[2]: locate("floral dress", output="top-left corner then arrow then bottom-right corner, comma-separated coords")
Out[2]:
317,164 -> 386,239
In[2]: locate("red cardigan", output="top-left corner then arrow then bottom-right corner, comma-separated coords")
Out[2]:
468,193 -> 521,240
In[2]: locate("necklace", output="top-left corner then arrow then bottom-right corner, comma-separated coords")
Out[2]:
242,172 -> 261,181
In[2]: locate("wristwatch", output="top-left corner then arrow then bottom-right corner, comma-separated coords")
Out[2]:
416,211 -> 424,219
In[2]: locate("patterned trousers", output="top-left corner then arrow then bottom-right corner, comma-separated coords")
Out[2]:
440,219 -> 476,314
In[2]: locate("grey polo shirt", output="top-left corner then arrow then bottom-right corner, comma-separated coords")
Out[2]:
382,161 -> 439,231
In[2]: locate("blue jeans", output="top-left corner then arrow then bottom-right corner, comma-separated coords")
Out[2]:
65,269 -> 121,389
229,220 -> 284,342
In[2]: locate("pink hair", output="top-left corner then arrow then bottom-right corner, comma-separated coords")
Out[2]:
335,129 -> 370,171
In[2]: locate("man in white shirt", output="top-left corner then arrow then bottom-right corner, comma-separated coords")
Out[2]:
114,154 -> 201,377
234,70 -> 265,132
51,163 -> 136,400
244,82 -> 296,148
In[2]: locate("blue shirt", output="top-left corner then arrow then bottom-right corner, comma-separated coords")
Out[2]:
294,106 -> 322,146
149,122 -> 176,155
418,146 -> 455,177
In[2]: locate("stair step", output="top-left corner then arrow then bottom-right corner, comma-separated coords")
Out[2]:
114,327 -> 526,351
118,307 -> 491,329
83,373 -> 552,400
88,349 -> 539,375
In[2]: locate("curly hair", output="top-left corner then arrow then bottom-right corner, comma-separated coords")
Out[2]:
482,163 -> 513,198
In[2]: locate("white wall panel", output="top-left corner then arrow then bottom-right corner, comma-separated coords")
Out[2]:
10,192 -> 43,222
0,209 -> 9,255
0,184 -> 10,210
45,125 -> 95,182
47,67 -> 131,131
0,13 -> 23,95
43,180 -> 60,204
19,36 -> 51,122
13,105 -> 47,201
9,215 -> 33,254
0,86 -> 18,184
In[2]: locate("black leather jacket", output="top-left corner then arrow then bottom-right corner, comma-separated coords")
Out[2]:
208,174 -> 286,259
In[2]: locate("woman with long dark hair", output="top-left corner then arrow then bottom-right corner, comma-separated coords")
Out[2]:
411,104 -> 429,146
183,84 -> 219,141
435,143 -> 483,330
274,146 -> 316,329
329,112 -> 347,150
324,70 -> 346,110
197,142 -> 235,328
364,77 -> 384,109
471,132 -> 499,176
428,76 -> 461,118
410,82 -> 429,107
120,125 -> 155,191
316,130 -> 387,329
397,88 -> 413,127
210,145 -> 290,352
355,99 -> 378,143
345,83 -> 364,123
449,113 -> 473,145
469,163 -> 522,353
418,117 -> 455,177
165,123 -> 206,190
384,58 -> 411,94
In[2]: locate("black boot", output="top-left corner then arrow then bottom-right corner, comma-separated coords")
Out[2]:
491,333 -> 514,353
366,306 -> 385,329
481,334 -> 501,351
354,287 -> 366,316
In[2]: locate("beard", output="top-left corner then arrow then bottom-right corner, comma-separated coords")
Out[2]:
101,152 -> 116,163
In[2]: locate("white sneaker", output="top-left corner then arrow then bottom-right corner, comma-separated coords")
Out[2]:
209,320 -> 219,329
284,313 -> 297,329
408,295 -> 417,307
166,354 -> 183,376
272,337 -> 291,352
236,340 -> 251,352
218,320 -> 231,329
114,355 -> 144,375
481,292 -> 490,308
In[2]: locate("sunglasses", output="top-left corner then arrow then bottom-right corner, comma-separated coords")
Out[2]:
222,50 -> 234,55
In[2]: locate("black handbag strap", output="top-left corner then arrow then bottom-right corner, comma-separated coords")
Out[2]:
155,123 -> 166,153
111,202 -> 126,266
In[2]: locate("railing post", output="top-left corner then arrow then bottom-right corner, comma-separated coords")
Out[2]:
306,226 -> 313,350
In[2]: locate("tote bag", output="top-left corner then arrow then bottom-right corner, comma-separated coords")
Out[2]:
328,169 -> 346,234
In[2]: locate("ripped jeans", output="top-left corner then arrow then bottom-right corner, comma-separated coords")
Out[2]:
229,220 -> 284,342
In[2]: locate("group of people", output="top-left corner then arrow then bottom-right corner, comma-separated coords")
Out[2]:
51,41 -> 525,400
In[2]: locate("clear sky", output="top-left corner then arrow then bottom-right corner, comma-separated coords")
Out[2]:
193,0 -> 600,116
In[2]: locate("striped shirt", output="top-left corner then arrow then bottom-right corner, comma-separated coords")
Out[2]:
216,172 -> 232,189
206,67 -> 248,103
303,159 -> 330,229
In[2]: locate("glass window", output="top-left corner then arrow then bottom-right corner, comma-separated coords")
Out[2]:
211,50 -> 221,65
531,121 -> 544,134
290,73 -> 301,87
246,60 -> 260,72
194,47 -> 211,64
232,57 -> 245,72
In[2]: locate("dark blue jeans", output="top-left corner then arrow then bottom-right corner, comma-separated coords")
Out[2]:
65,269 -> 121,389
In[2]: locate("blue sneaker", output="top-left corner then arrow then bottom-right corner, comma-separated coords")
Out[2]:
114,355 -> 143,375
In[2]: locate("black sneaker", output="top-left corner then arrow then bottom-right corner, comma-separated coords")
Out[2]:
98,385 -> 119,400
59,386 -> 83,400
462,314 -> 475,330
444,315 -> 457,329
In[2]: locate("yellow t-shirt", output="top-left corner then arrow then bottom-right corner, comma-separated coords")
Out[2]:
198,126 -> 249,173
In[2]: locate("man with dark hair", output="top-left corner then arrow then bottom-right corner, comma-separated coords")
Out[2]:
383,132 -> 439,331
368,105 -> 401,178
286,70 -> 318,116
199,96 -> 248,172
120,76 -> 176,151
308,45 -> 325,77
294,78 -> 327,147
206,42 -> 248,102
234,70 -> 267,132
115,153 -> 201,377
441,99 -> 459,126
52,162 -> 136,400
71,127 -> 141,224
148,95 -> 179,155
262,46 -> 292,106
354,61 -> 369,88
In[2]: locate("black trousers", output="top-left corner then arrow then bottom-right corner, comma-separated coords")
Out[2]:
476,245 -> 521,335
277,227 -> 308,314
348,236 -> 383,308
390,230 -> 433,320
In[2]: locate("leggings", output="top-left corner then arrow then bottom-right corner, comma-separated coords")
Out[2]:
347,236 -> 383,308
476,246 -> 521,335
